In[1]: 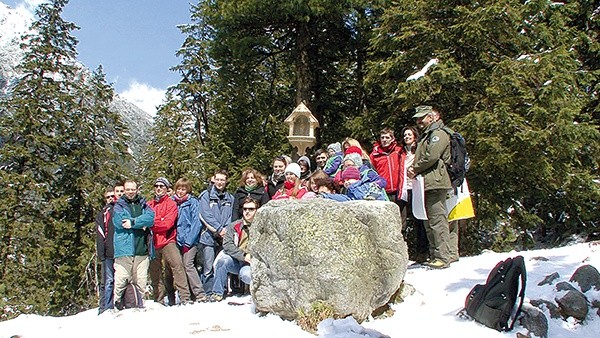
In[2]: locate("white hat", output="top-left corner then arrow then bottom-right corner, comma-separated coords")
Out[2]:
284,163 -> 301,178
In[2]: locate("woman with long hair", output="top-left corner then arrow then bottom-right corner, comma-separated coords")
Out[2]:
399,126 -> 428,263
232,168 -> 270,220
343,137 -> 373,168
272,163 -> 308,200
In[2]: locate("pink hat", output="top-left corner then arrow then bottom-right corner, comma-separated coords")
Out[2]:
341,167 -> 361,181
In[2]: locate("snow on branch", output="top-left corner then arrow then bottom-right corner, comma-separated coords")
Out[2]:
406,59 -> 438,81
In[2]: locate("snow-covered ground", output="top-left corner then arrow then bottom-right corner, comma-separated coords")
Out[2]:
1,242 -> 599,338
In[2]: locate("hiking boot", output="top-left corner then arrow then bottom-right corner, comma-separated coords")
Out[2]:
195,293 -> 208,303
208,294 -> 224,302
425,259 -> 449,269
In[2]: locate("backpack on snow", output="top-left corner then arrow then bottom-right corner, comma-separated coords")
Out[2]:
464,255 -> 526,331
441,127 -> 470,192
118,282 -> 144,309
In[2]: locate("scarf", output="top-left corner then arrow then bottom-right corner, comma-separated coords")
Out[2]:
173,194 -> 189,206
284,180 -> 295,190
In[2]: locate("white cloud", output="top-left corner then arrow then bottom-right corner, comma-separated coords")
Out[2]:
119,80 -> 166,116
13,0 -> 49,17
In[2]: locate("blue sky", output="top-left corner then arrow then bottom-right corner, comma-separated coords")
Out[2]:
6,0 -> 193,115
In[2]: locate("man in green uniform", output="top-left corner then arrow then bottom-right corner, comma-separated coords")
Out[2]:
408,105 -> 452,269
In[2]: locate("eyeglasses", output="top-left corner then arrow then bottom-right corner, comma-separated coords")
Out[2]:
243,207 -> 256,212
154,184 -> 166,188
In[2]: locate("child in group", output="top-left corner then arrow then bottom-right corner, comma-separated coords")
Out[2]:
323,142 -> 343,178
341,167 -> 388,201
313,177 -> 350,202
335,152 -> 387,190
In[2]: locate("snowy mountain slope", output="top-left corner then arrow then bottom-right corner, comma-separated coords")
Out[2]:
0,2 -> 152,158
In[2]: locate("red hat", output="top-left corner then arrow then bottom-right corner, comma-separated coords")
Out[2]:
345,145 -> 363,156
341,167 -> 361,181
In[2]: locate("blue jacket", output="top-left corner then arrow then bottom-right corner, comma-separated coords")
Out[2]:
198,186 -> 234,246
359,166 -> 387,189
346,176 -> 389,201
112,195 -> 155,258
323,152 -> 343,177
173,194 -> 203,248
320,193 -> 352,202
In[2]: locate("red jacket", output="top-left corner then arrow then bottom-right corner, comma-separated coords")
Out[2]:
147,194 -> 178,249
369,141 -> 403,194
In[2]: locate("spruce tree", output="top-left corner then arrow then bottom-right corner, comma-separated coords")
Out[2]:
0,0 -> 132,318
141,92 -> 206,192
365,0 -> 600,250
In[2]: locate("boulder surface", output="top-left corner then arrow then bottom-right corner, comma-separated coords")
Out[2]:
249,199 -> 407,321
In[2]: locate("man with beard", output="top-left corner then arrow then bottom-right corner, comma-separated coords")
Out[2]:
95,184 -> 122,314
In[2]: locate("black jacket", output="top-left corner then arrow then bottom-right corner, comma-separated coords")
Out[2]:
231,185 -> 270,221
95,202 -> 115,260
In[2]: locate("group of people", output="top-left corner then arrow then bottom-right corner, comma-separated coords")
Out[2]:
95,104 -> 458,313
95,174 -> 260,313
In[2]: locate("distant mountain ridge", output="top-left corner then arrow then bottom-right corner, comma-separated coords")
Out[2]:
0,2 -> 152,158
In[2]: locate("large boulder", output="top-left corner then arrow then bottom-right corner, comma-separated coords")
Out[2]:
249,199 -> 407,322
556,289 -> 589,321
570,265 -> 600,293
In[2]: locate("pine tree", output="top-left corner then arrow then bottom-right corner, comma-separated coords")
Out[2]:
141,92 -> 206,192
166,0 -> 385,180
0,0 -> 132,318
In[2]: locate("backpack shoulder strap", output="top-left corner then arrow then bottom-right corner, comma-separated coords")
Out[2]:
507,256 -> 527,330
441,125 -> 456,137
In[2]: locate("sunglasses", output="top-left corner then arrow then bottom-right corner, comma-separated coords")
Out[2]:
154,184 -> 166,188
105,195 -> 115,199
243,207 -> 256,211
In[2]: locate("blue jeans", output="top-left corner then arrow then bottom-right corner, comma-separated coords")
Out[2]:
212,253 -> 251,296
199,244 -> 216,293
99,258 -> 115,312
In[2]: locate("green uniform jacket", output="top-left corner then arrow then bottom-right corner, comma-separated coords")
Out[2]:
413,120 -> 452,191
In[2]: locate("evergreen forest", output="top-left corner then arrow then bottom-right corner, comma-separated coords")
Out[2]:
0,0 -> 598,319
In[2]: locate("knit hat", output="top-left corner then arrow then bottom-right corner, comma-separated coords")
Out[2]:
327,142 -> 342,153
284,163 -> 301,178
343,153 -> 363,167
344,145 -> 363,156
155,177 -> 171,188
341,167 -> 361,181
297,155 -> 312,171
